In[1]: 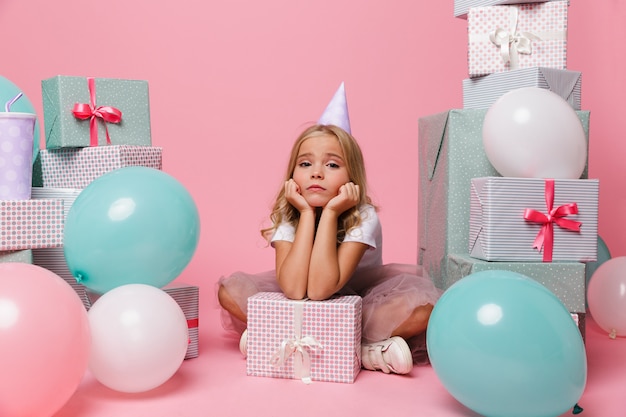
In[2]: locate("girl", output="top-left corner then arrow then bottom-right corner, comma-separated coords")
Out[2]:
218,86 -> 441,375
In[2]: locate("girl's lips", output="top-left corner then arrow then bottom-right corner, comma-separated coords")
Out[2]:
307,185 -> 325,191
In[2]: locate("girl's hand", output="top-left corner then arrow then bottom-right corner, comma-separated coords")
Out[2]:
326,182 -> 359,215
285,179 -> 313,213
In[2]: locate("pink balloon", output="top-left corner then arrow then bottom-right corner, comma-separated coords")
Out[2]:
88,284 -> 189,393
483,87 -> 587,179
587,256 -> 626,338
0,263 -> 91,417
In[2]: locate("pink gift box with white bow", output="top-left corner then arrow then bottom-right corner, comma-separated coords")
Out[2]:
247,292 -> 362,384
467,2 -> 568,77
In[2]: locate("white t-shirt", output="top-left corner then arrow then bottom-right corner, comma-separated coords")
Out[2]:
270,204 -> 383,268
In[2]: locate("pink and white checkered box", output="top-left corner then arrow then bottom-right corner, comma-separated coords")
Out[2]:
247,292 -> 362,384
38,145 -> 162,188
468,2 -> 568,77
0,199 -> 64,251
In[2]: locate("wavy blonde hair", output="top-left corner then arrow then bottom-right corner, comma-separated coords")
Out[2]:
261,124 -> 374,243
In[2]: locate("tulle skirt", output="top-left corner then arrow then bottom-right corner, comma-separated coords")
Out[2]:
217,263 -> 442,364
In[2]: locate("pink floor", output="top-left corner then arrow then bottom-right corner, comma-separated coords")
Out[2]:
53,297 -> 626,417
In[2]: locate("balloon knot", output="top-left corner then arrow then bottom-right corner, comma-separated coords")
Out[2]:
573,403 -> 583,414
609,329 -> 617,339
75,273 -> 83,283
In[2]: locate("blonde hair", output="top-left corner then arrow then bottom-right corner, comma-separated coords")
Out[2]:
262,124 -> 374,243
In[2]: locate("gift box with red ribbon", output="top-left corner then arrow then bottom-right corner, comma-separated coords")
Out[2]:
469,177 -> 599,262
467,2 -> 568,78
33,145 -> 162,188
42,75 -> 152,149
247,292 -> 362,384
0,199 -> 64,251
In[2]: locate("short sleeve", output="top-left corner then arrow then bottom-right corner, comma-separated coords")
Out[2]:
342,205 -> 381,249
270,222 -> 296,246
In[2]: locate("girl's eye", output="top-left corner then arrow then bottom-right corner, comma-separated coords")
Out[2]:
327,162 -> 340,168
298,161 -> 311,167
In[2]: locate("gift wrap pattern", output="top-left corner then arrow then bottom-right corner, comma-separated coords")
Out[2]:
0,199 -> 64,251
247,292 -> 362,384
454,0 -> 567,18
42,75 -> 152,149
463,67 -> 581,109
0,249 -> 33,263
469,177 -> 599,262
417,109 -> 590,290
35,145 -> 162,188
468,2 -> 568,77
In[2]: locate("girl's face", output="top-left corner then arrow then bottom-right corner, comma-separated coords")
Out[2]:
292,134 -> 351,208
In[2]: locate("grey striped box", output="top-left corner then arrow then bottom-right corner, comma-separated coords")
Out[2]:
454,0 -> 567,18
463,67 -> 581,110
469,177 -> 599,262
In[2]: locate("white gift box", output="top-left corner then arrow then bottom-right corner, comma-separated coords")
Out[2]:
469,177 -> 599,262
467,2 -> 568,77
247,292 -> 362,384
454,0 -> 568,18
463,67 -> 581,109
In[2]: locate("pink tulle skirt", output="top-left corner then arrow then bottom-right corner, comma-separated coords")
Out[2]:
217,263 -> 442,364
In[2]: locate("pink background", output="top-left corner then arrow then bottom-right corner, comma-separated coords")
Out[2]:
1,2 -> 625,416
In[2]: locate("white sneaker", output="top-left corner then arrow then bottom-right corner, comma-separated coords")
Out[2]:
239,329 -> 248,358
361,336 -> 413,374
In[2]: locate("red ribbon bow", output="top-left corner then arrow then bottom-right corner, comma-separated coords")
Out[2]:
523,179 -> 582,262
71,77 -> 122,146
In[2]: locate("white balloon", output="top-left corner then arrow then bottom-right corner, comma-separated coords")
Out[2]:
88,284 -> 189,393
483,87 -> 587,179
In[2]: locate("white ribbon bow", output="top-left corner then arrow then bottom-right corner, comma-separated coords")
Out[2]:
269,300 -> 322,384
489,7 -> 542,69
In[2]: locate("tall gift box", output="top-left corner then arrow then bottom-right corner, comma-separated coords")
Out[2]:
33,145 -> 163,188
447,253 -> 586,340
247,292 -> 362,384
463,67 -> 582,110
470,177 -> 599,262
418,109 -> 590,290
454,0 -> 567,18
468,2 -> 568,77
0,199 -> 64,251
42,75 -> 152,149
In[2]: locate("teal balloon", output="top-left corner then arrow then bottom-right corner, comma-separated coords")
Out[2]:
586,235 -> 611,287
64,166 -> 200,294
0,76 -> 41,163
427,270 -> 586,417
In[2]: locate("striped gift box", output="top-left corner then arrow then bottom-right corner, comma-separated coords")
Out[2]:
0,199 -> 64,251
35,145 -> 162,188
469,177 -> 599,262
467,2 -> 568,78
247,292 -> 362,384
454,0 -> 567,18
86,283 -> 200,360
463,67 -> 581,110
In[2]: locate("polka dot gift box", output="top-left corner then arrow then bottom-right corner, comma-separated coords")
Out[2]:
41,75 -> 152,149
467,1 -> 569,78
247,292 -> 362,384
453,0 -> 567,19
0,199 -> 64,251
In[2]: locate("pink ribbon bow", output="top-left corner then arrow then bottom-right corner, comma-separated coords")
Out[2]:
72,77 -> 122,146
523,179 -> 582,262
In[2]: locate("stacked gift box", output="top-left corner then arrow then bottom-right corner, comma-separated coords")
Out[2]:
418,0 -> 594,339
28,75 -> 199,358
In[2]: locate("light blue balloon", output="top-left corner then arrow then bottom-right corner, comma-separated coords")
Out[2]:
427,270 -> 586,417
0,75 -> 41,163
586,235 -> 611,286
64,166 -> 200,294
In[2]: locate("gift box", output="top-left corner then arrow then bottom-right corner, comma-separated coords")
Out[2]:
0,199 -> 64,251
454,0 -> 567,18
32,247 -> 91,309
417,109 -> 590,290
467,2 -> 568,77
469,177 -> 599,262
33,145 -> 162,188
42,75 -> 152,149
85,282 -> 200,359
463,67 -> 581,109
31,187 -> 82,215
0,249 -> 33,263
247,292 -> 362,384
447,253 -> 586,340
